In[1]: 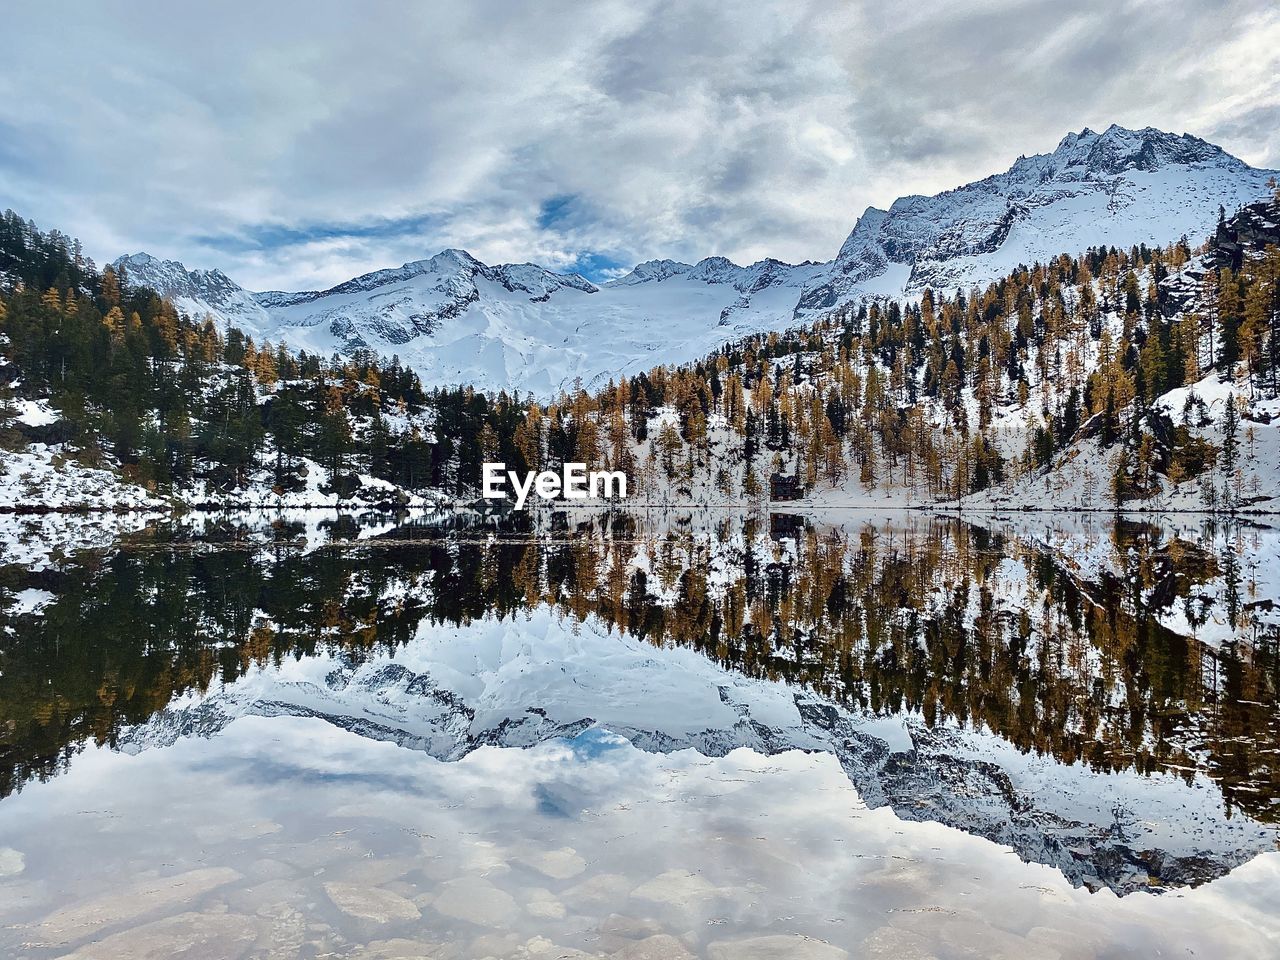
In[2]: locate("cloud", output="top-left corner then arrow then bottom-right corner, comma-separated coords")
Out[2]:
0,0 -> 1276,290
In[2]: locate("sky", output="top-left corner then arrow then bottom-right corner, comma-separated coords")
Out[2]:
1,0 -> 1278,290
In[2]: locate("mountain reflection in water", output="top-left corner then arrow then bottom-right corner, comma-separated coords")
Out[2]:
0,508 -> 1278,900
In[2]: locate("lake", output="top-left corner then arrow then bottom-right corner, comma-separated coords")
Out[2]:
1,508 -> 1278,958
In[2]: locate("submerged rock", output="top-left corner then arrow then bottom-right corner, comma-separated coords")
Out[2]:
0,847 -> 24,877
630,869 -> 724,905
610,933 -> 697,959
429,875 -> 519,927
706,934 -> 850,959
54,911 -> 259,960
323,882 -> 420,924
518,846 -> 586,880
32,867 -> 241,946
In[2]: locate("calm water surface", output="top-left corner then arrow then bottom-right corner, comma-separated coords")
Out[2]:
0,508 -> 1277,958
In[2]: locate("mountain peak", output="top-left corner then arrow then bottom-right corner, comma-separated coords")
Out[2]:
428,248 -> 482,269
114,251 -> 188,279
493,262 -> 598,296
1057,123 -> 1160,147
116,250 -> 163,268
106,125 -> 1278,395
113,251 -> 215,288
608,259 -> 695,286
687,256 -> 742,282
1045,124 -> 1231,175
110,251 -> 268,329
825,124 -> 1274,299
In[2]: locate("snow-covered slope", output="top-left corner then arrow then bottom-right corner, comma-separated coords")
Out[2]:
114,125 -> 1279,395
116,247 -> 829,396
251,251 -> 834,395
804,125 -> 1278,310
0,445 -> 168,513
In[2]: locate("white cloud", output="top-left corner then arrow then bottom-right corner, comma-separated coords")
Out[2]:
0,0 -> 1276,289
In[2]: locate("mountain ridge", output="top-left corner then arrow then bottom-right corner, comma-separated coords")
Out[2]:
113,125 -> 1279,394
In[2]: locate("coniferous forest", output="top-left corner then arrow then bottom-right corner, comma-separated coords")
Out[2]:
2,195 -> 1279,511
0,209 -> 535,501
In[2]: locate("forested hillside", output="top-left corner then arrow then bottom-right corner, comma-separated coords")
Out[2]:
0,210 -> 537,507
510,192 -> 1280,512
2,191 -> 1279,513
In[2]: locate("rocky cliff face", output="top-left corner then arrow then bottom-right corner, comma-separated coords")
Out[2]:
1212,195 -> 1280,271
113,252 -> 273,330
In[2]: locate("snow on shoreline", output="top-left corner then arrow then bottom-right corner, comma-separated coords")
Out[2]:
0,447 -> 446,515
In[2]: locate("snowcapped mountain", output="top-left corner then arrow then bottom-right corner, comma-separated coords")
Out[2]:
113,252 -> 272,330
801,124 -> 1278,310
115,246 -> 829,395
115,125 -> 1278,395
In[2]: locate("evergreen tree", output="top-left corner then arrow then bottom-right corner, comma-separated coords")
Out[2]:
1221,393 -> 1239,473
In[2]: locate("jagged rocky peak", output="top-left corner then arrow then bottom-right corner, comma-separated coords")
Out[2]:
609,258 -> 694,285
1049,124 -> 1234,175
834,208 -> 891,266
303,248 -> 488,299
113,251 -> 176,289
612,255 -> 802,292
114,252 -> 235,294
826,123 -> 1277,295
267,249 -> 598,306
492,262 -> 598,297
427,246 -> 482,270
112,252 -> 262,318
686,256 -> 744,284
114,250 -> 171,274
